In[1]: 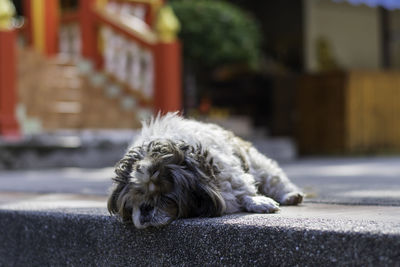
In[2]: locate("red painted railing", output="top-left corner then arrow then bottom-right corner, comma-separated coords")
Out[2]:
0,0 -> 181,137
80,0 -> 181,114
0,2 -> 20,137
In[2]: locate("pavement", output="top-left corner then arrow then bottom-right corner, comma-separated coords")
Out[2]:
1,156 -> 400,205
1,156 -> 400,265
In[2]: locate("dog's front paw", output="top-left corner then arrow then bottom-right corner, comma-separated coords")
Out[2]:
279,191 -> 304,205
243,196 -> 280,213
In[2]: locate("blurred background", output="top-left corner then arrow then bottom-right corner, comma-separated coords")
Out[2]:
1,0 -> 400,169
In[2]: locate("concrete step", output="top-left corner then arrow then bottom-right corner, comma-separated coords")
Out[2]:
1,157 -> 400,265
0,194 -> 399,266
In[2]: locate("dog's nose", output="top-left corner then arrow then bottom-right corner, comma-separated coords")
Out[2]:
139,204 -> 153,224
140,204 -> 153,215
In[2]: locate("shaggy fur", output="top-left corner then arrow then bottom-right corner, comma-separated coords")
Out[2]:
108,112 -> 303,228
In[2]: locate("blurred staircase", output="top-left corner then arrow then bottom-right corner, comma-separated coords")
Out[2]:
17,48 -> 144,133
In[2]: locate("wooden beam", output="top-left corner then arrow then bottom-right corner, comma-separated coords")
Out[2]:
0,29 -> 20,137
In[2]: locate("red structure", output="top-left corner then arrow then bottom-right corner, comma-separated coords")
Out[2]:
23,0 -> 60,56
0,0 -> 182,137
154,42 -> 181,113
82,0 -> 182,113
43,0 -> 60,56
80,0 -> 99,63
0,29 -> 20,137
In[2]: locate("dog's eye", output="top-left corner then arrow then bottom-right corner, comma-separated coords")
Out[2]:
135,165 -> 144,174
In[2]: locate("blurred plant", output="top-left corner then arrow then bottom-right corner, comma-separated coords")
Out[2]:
170,0 -> 262,71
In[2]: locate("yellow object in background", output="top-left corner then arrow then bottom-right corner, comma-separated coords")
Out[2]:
96,0 -> 108,9
32,0 -> 45,53
155,6 -> 180,43
0,0 -> 15,30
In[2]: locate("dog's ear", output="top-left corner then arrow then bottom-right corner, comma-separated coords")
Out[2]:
174,145 -> 226,217
107,183 -> 127,215
107,183 -> 134,222
108,147 -> 143,218
189,180 -> 225,217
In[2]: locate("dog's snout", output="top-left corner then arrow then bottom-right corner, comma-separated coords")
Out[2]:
139,204 -> 153,216
139,204 -> 153,225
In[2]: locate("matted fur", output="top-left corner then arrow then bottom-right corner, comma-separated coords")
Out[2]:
108,112 -> 303,228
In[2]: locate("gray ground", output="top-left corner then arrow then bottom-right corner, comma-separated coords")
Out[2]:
1,156 -> 399,266
1,156 -> 400,234
1,156 -> 399,206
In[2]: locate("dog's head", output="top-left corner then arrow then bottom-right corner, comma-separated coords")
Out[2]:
107,139 -> 225,228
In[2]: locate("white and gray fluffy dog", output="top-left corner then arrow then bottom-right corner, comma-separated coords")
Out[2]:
108,112 -> 303,228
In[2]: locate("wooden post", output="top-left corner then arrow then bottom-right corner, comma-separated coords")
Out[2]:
154,41 -> 182,113
80,0 -> 102,67
153,5 -> 182,113
30,0 -> 59,56
0,0 -> 20,137
43,0 -> 59,55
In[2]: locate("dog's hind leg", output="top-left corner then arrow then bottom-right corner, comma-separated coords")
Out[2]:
247,147 -> 304,205
218,171 -> 280,214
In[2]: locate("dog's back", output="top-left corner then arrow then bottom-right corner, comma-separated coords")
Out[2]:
133,112 -> 239,156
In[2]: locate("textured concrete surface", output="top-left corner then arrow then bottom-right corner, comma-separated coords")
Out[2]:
0,195 -> 400,266
1,157 -> 400,266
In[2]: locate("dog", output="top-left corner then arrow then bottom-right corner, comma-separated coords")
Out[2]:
108,112 -> 303,228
